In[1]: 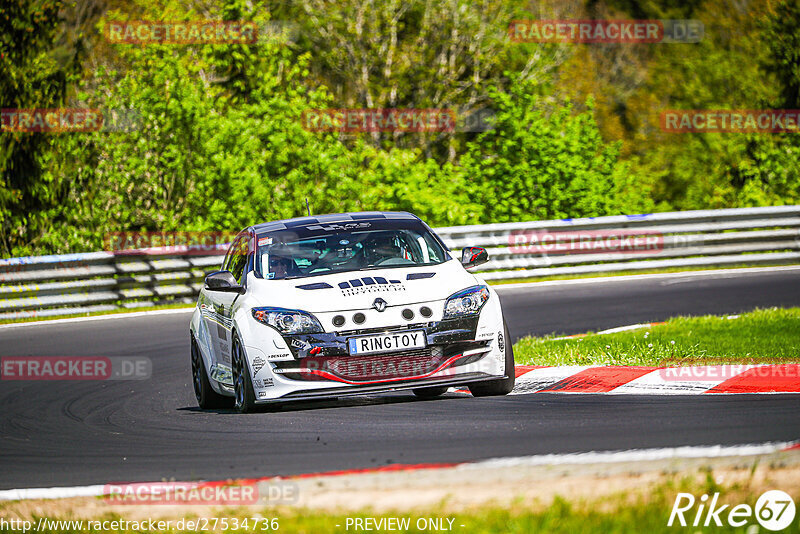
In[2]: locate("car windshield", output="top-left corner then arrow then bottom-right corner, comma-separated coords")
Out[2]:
255,220 -> 450,280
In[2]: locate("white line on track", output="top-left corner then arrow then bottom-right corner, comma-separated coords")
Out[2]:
491,265 -> 800,291
548,323 -> 656,340
0,307 -> 194,330
0,484 -> 107,501
1,441 -> 796,502
458,440 -> 800,470
594,323 -> 660,334
547,315 -> 741,340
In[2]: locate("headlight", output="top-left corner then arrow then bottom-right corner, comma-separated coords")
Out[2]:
251,307 -> 323,335
443,285 -> 490,319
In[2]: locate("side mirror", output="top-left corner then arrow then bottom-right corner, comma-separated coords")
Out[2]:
461,247 -> 488,269
204,270 -> 245,294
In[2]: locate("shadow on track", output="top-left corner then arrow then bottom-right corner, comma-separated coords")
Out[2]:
176,392 -> 472,414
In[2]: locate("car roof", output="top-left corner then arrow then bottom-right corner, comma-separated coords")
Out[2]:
250,211 -> 421,233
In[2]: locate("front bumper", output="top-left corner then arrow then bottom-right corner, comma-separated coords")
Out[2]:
285,316 -> 482,358
251,315 -> 504,402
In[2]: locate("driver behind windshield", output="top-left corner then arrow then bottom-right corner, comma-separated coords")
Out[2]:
361,233 -> 402,267
268,255 -> 293,279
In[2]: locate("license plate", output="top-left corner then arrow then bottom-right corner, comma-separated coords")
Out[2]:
347,330 -> 427,356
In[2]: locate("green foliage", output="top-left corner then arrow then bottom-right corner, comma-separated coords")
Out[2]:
623,0 -> 800,211
31,2 -> 478,254
0,0 -> 82,256
762,0 -> 800,109
3,0 -> 800,257
275,0 -> 561,160
460,81 -> 653,222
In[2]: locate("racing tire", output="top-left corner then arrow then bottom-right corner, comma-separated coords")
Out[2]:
469,320 -> 515,397
191,335 -> 230,409
232,332 -> 257,413
412,386 -> 449,398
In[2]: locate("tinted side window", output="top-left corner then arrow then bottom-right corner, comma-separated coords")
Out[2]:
221,242 -> 235,272
228,235 -> 250,284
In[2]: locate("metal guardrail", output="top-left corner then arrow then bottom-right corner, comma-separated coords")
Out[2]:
1,206 -> 799,319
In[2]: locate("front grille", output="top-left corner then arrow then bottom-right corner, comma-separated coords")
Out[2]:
275,347 -> 443,383
272,347 -> 433,371
272,339 -> 494,384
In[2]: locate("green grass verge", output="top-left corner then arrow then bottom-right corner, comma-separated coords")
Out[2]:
513,307 -> 800,367
1,473 -> 796,533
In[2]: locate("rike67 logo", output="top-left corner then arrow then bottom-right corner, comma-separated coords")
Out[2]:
669,490 -> 796,531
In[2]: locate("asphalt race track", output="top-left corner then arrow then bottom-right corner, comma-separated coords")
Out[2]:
1,268 -> 799,490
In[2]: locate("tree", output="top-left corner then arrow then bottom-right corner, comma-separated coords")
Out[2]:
0,0 -> 84,256
460,78 -> 652,223
276,0 -> 569,161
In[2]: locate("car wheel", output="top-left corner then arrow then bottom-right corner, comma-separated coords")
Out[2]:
231,332 -> 257,413
191,336 -> 230,409
412,386 -> 449,398
469,320 -> 515,397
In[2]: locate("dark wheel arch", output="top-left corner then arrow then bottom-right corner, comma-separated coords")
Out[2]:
231,329 -> 257,413
469,320 -> 515,397
190,333 -> 231,409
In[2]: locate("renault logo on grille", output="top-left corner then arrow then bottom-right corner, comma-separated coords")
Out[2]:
372,298 -> 387,312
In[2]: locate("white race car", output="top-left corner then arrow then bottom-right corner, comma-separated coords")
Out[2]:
190,211 -> 514,412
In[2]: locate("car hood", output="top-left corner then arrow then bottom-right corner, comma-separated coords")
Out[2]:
246,259 -> 480,313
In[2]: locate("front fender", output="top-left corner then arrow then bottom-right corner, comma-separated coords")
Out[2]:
190,306 -> 232,396
232,307 -> 297,401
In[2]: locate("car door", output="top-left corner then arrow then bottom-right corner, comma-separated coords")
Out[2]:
205,232 -> 250,378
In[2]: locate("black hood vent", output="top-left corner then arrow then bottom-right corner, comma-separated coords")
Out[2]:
296,282 -> 333,290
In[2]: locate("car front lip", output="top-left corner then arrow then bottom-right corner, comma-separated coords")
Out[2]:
254,373 -> 497,404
